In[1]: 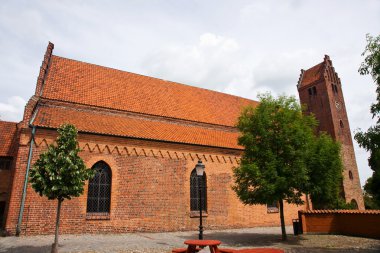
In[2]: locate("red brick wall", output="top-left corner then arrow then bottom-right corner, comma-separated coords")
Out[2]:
5,128 -> 307,235
299,210 -> 380,239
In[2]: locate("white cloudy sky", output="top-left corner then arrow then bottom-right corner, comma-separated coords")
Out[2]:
0,1 -> 379,186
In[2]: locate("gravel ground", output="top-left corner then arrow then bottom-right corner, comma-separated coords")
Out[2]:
0,227 -> 379,253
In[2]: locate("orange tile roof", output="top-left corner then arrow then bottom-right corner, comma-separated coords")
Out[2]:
33,105 -> 242,150
41,56 -> 258,127
0,121 -> 17,156
299,62 -> 325,87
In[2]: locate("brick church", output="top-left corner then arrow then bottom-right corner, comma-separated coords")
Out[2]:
0,43 -> 364,235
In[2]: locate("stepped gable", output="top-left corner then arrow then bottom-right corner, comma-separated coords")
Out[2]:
297,56 -> 331,88
0,121 -> 17,156
40,55 -> 258,127
297,55 -> 341,88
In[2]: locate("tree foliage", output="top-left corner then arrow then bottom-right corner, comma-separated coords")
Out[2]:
358,34 -> 380,117
30,124 -> 93,200
233,94 -> 317,240
233,93 -> 348,240
306,133 -> 344,209
355,34 -> 380,208
363,190 -> 380,210
30,124 -> 94,253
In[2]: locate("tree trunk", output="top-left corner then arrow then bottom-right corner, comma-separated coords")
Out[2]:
279,199 -> 287,241
51,199 -> 63,253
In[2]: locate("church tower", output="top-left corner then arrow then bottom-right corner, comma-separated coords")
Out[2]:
297,55 -> 364,210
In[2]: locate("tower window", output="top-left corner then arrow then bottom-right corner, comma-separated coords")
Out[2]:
308,86 -> 317,96
340,120 -> 344,128
350,199 -> 358,209
332,84 -> 339,94
349,171 -> 353,180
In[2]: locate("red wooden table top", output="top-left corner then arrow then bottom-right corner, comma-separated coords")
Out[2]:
184,240 -> 221,246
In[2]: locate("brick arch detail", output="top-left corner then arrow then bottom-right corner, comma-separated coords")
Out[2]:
33,138 -> 240,165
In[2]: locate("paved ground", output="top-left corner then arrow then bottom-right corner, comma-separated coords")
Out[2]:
0,226 -> 379,253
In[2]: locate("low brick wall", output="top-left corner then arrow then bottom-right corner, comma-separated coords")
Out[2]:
298,210 -> 380,239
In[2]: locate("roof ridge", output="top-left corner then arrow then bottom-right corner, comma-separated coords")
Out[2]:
0,120 -> 18,125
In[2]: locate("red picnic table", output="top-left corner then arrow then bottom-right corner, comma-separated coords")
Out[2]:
184,239 -> 221,253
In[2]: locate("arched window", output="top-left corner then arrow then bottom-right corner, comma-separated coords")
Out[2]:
349,171 -> 353,180
190,169 -> 207,211
87,161 -> 112,213
350,199 -> 358,210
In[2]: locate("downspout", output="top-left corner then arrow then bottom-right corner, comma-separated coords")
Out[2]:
16,108 -> 38,236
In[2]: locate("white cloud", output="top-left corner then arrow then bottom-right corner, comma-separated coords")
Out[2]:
141,33 -> 251,93
0,96 -> 26,122
199,33 -> 239,51
252,50 -> 320,95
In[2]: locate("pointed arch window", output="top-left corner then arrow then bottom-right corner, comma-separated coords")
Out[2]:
350,199 -> 358,209
87,161 -> 112,213
190,169 -> 207,211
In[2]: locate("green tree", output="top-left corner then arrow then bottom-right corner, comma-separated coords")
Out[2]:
363,190 -> 380,209
29,124 -> 94,253
306,133 -> 345,209
354,34 -> 380,208
233,94 -> 317,240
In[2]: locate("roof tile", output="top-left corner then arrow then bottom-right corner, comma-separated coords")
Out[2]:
42,56 -> 258,127
0,121 -> 17,156
299,62 -> 325,87
34,106 -> 242,150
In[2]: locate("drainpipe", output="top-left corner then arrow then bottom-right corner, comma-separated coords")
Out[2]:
16,125 -> 36,236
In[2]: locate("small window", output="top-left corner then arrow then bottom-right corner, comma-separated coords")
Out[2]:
267,201 -> 279,213
349,171 -> 353,180
308,86 -> 317,96
190,169 -> 207,211
332,84 -> 339,94
340,120 -> 344,128
312,86 -> 317,95
0,157 -> 12,171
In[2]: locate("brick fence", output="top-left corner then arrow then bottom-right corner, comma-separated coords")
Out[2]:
298,210 -> 380,239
